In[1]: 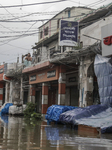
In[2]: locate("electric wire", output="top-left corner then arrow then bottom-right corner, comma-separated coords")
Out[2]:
0,3 -> 32,26
0,0 -> 110,61
69,0 -> 107,8
0,13 -> 88,22
0,0 -> 68,8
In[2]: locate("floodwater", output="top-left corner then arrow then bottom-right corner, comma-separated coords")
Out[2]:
0,116 -> 112,150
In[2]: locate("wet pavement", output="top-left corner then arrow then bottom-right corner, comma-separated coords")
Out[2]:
0,116 -> 112,150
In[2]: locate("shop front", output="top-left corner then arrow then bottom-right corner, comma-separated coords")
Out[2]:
0,65 -> 10,107
29,65 -> 60,114
65,72 -> 79,107
23,60 -> 79,115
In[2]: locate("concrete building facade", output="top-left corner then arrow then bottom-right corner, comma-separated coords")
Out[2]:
22,6 -> 94,115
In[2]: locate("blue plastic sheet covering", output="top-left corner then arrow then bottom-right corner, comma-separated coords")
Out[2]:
45,105 -> 76,123
59,104 -> 108,125
75,107 -> 112,134
45,126 -> 74,145
1,103 -> 13,115
94,54 -> 112,106
1,115 -> 8,125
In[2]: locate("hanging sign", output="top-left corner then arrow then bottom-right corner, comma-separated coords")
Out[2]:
59,20 -> 78,46
101,22 -> 112,56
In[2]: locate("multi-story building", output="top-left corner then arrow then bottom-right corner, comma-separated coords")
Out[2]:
22,6 -> 94,116
0,3 -> 111,116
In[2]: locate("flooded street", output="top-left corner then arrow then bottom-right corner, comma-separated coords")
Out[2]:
0,116 -> 112,150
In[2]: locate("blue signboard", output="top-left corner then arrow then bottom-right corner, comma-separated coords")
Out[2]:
59,20 -> 78,46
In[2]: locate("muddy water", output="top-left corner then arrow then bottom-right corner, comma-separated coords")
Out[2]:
0,116 -> 112,150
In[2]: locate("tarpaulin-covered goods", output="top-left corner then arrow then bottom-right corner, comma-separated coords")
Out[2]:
45,105 -> 76,123
75,107 -> 112,134
59,104 -> 108,125
1,103 -> 13,115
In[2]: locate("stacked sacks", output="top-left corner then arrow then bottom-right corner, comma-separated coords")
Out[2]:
45,105 -> 76,123
94,54 -> 112,106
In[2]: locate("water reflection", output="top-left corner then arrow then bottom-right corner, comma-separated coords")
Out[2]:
0,116 -> 112,150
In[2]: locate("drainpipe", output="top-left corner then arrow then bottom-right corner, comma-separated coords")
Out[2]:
3,74 -> 11,83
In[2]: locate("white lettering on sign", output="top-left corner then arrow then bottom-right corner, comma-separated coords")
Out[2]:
30,75 -> 36,81
47,70 -> 56,78
38,73 -> 45,79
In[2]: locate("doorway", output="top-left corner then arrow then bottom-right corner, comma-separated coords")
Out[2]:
48,89 -> 56,107
35,91 -> 40,113
23,91 -> 28,104
70,86 -> 79,106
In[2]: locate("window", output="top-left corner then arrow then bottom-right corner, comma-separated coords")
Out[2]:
44,27 -> 48,36
68,10 -> 71,18
40,31 -> 43,39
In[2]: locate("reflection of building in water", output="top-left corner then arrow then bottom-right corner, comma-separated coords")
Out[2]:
0,117 -> 112,150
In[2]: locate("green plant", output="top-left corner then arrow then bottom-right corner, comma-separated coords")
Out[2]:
24,102 -> 42,120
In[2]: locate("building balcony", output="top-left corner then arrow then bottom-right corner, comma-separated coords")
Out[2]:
4,63 -> 23,77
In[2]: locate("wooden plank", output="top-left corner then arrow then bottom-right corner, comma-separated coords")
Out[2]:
78,125 -> 101,137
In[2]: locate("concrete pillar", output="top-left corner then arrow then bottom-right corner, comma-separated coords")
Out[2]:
30,85 -> 36,104
0,83 -> 3,107
79,58 -> 94,107
20,77 -> 23,104
9,81 -> 12,103
42,83 -> 48,114
79,60 -> 83,107
5,82 -> 8,103
58,66 -> 66,105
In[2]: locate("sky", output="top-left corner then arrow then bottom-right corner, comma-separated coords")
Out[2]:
0,0 -> 111,64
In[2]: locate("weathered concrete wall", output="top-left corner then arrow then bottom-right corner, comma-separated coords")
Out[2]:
38,7 -> 92,41
79,57 -> 94,107
41,47 -> 48,62
80,15 -> 112,46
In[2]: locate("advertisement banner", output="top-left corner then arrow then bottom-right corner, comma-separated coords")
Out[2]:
59,20 -> 78,46
101,22 -> 112,57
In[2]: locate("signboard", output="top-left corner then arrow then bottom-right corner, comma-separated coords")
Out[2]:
69,77 -> 76,82
30,75 -> 36,81
0,68 -> 3,74
101,23 -> 112,56
47,70 -> 56,78
29,67 -> 59,84
38,73 -> 45,79
59,20 -> 78,46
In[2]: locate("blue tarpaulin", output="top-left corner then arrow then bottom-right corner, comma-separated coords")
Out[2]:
1,115 -> 8,124
45,105 -> 76,123
45,126 -> 73,145
94,54 -> 112,106
74,107 -> 112,134
59,104 -> 108,125
1,103 -> 13,115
